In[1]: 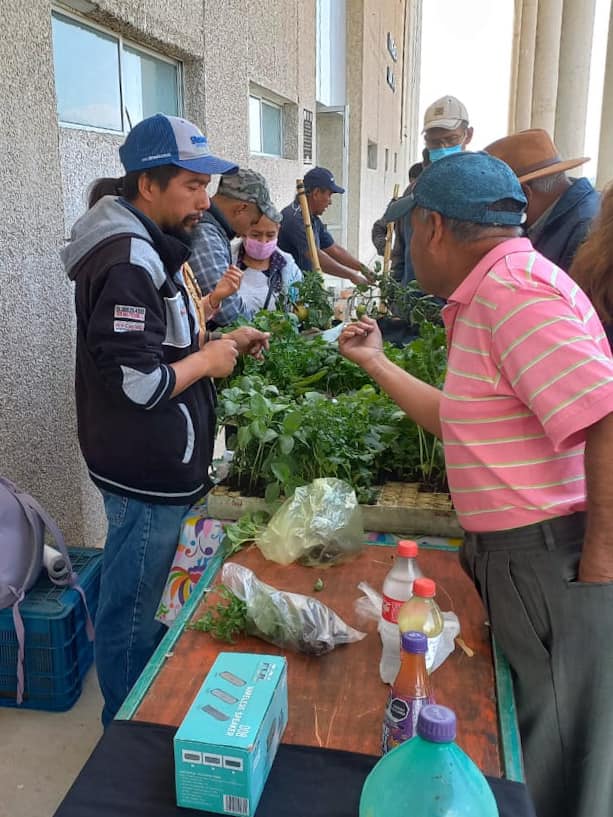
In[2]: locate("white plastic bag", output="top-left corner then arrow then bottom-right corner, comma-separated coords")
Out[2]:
354,581 -> 460,674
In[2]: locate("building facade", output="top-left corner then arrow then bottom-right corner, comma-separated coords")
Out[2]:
0,0 -> 419,546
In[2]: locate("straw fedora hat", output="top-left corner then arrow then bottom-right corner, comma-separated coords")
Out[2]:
484,129 -> 589,184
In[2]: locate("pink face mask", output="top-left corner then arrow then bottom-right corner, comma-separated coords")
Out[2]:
244,235 -> 278,260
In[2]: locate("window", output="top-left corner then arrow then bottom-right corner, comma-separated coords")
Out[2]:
249,94 -> 283,157
385,148 -> 389,172
367,140 -> 378,170
51,10 -> 181,132
303,109 -> 313,164
394,152 -> 398,173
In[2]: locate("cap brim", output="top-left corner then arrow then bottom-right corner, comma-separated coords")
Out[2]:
172,156 -> 239,175
330,183 -> 345,194
518,156 -> 590,184
422,118 -> 463,133
384,194 -> 416,222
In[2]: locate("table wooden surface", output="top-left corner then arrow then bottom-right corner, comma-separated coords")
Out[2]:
131,544 -> 501,776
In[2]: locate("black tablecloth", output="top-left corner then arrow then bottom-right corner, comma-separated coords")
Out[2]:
53,720 -> 536,817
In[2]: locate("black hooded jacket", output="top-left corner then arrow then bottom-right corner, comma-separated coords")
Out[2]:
61,196 -> 216,504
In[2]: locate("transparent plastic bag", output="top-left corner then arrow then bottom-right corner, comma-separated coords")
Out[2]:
255,478 -> 364,567
221,562 -> 366,655
354,581 -> 460,673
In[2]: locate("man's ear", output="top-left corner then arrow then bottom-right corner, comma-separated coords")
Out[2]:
138,172 -> 157,203
464,126 -> 474,146
521,183 -> 532,205
429,211 -> 446,247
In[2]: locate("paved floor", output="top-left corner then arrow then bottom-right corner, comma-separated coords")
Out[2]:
0,667 -> 103,817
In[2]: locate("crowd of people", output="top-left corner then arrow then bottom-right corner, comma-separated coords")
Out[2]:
61,97 -> 613,817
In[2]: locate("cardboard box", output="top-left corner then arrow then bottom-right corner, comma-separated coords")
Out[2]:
174,652 -> 288,816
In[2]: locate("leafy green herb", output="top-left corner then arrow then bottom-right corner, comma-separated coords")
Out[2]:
222,511 -> 271,555
188,585 -> 247,643
294,270 -> 334,329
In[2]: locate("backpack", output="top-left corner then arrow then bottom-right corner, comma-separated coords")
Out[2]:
0,477 -> 94,704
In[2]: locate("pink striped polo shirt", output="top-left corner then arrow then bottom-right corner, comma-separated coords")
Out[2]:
440,237 -> 613,533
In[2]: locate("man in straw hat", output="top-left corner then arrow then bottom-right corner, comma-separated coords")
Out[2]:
485,128 -> 600,271
61,114 -> 269,725
340,151 -> 613,817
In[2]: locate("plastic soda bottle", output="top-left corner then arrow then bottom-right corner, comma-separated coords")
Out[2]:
382,631 -> 434,753
397,578 -> 444,672
361,705 -> 499,817
379,540 -> 423,684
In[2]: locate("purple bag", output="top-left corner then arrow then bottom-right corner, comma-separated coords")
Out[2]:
0,477 -> 94,703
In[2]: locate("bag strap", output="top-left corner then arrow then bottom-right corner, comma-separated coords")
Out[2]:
3,480 -> 95,640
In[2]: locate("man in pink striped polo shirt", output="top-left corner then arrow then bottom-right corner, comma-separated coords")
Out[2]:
340,152 -> 613,817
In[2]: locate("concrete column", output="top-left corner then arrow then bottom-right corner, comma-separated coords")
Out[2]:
597,3 -> 613,188
531,0 -> 564,133
402,0 -> 423,162
509,0 -> 538,133
555,0 -> 597,159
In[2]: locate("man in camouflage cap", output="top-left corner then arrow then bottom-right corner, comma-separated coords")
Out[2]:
190,167 -> 281,325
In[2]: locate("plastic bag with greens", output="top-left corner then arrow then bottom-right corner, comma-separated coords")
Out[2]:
221,562 -> 366,655
255,478 -> 365,567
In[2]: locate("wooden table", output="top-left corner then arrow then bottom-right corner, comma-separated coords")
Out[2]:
118,540 -> 523,781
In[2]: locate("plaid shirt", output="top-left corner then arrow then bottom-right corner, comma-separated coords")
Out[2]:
189,204 -> 249,326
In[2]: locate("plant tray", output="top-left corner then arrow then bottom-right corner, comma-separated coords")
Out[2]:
208,482 -> 463,538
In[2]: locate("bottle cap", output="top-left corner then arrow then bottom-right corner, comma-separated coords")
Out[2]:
417,704 -> 456,743
397,539 -> 418,558
413,577 -> 436,598
401,631 -> 427,654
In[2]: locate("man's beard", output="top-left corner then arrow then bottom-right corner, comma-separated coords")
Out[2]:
164,222 -> 194,247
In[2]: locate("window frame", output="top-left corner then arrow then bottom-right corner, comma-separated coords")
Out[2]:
51,5 -> 183,134
248,91 -> 284,158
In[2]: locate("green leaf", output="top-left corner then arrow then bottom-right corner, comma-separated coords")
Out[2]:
271,460 -> 292,484
237,426 -> 252,447
261,428 -> 279,443
283,412 -> 303,433
265,482 -> 281,503
279,434 -> 295,454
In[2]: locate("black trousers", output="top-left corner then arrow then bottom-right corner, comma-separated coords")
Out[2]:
462,513 -> 613,817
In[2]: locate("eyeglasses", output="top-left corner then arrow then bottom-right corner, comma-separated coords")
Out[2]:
424,131 -> 466,150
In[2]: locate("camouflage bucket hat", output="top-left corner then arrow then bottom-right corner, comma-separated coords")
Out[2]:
217,168 -> 281,222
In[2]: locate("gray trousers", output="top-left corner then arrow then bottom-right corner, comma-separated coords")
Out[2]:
461,513 -> 613,817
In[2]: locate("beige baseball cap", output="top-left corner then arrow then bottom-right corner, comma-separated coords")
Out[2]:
423,95 -> 469,132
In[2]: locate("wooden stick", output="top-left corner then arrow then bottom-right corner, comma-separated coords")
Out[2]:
296,179 -> 323,275
382,183 -> 400,276
181,261 -> 207,334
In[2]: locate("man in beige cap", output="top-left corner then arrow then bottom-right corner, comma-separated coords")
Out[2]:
485,129 -> 600,271
373,95 -> 473,294
422,94 -> 473,162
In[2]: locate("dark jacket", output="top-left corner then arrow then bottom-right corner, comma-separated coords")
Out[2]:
532,177 -> 600,272
60,196 -> 216,505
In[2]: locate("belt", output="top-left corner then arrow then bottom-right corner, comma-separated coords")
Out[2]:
463,512 -> 586,553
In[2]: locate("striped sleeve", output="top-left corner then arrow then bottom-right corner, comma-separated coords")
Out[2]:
490,287 -> 613,451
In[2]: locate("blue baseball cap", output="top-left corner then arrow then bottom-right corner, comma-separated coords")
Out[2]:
119,114 -> 238,176
385,151 -> 527,226
303,166 -> 345,194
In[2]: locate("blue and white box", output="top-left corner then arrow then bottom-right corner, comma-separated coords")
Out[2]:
174,652 -> 288,816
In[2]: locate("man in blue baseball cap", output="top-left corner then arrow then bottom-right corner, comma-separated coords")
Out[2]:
60,114 -> 270,726
278,166 -> 370,285
341,151 -> 613,817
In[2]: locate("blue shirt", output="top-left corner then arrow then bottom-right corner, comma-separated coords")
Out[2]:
278,199 -> 334,271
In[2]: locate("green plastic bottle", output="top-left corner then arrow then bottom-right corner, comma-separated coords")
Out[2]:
360,704 -> 499,817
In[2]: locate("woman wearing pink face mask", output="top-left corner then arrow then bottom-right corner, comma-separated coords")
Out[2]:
232,214 -> 302,314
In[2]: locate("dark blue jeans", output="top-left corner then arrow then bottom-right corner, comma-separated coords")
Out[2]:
96,491 -> 191,726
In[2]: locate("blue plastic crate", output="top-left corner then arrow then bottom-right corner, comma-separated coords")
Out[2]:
0,547 -> 102,710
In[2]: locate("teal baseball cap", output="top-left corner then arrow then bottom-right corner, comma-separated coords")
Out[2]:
385,151 -> 527,226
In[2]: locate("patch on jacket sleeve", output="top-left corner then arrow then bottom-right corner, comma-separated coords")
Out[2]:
114,305 -> 146,321
114,320 -> 145,332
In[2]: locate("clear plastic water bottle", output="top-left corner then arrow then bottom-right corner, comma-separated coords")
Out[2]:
398,577 -> 444,672
361,705 -> 499,817
379,540 -> 423,684
382,631 -> 434,754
